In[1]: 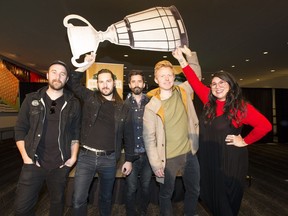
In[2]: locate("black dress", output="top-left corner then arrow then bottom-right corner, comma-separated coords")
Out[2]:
198,115 -> 248,216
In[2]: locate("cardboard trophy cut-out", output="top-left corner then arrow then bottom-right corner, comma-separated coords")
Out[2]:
63,5 -> 188,67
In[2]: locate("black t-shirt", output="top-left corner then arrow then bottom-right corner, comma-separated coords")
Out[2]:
36,93 -> 65,170
85,100 -> 115,151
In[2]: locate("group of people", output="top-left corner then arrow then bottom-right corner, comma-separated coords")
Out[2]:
14,46 -> 272,216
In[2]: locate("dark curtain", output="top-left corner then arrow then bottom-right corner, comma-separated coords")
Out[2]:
275,89 -> 288,143
242,88 -> 273,143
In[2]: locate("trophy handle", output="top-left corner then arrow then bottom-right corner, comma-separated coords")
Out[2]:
63,14 -> 94,28
71,57 -> 90,68
63,15 -> 100,67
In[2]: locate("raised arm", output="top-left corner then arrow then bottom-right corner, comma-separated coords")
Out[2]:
182,46 -> 202,81
67,52 -> 96,100
172,46 -> 210,103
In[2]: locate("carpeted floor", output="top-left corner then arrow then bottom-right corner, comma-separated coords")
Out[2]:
1,140 -> 288,216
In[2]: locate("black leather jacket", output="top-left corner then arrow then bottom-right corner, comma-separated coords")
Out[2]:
14,86 -> 81,162
67,71 -> 136,162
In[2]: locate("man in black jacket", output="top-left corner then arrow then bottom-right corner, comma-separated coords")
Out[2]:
14,60 -> 81,216
68,53 -> 136,216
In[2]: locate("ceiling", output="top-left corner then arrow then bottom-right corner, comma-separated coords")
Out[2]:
0,0 -> 288,89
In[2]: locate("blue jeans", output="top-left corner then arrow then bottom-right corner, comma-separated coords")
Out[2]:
14,164 -> 70,216
72,149 -> 116,216
159,152 -> 200,216
125,153 -> 153,216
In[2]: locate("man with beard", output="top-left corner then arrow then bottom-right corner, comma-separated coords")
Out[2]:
124,70 -> 152,216
14,60 -> 81,216
67,53 -> 136,216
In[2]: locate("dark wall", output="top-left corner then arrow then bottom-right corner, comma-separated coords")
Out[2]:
19,82 -> 46,105
242,88 -> 273,143
275,89 -> 288,143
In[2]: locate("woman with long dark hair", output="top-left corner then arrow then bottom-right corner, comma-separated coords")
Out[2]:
173,46 -> 272,216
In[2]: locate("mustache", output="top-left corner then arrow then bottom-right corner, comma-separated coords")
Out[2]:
52,80 -> 63,84
132,87 -> 141,90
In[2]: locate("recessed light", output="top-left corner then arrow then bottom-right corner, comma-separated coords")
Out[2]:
231,65 -> 235,68
263,51 -> 268,55
124,54 -> 128,57
256,79 -> 260,81
163,55 -> 167,58
270,69 -> 275,72
245,59 -> 250,62
239,78 -> 243,81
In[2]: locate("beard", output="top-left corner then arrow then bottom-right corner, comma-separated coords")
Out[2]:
131,87 -> 143,95
100,87 -> 114,97
49,80 -> 65,91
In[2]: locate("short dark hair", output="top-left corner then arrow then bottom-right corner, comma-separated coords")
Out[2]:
128,70 -> 145,83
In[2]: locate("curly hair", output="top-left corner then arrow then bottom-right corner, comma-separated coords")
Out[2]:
204,71 -> 247,125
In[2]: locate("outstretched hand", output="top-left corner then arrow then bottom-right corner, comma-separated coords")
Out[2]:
172,47 -> 188,67
75,52 -> 96,72
172,47 -> 184,60
181,45 -> 193,57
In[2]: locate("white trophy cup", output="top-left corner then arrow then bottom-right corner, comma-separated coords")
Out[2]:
63,5 -> 189,67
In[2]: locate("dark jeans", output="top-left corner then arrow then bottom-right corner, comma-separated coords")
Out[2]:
14,164 -> 70,216
72,149 -> 116,216
125,153 -> 153,216
159,152 -> 200,216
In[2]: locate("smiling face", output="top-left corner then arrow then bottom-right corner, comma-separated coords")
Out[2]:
47,64 -> 68,91
154,66 -> 175,91
210,77 -> 230,101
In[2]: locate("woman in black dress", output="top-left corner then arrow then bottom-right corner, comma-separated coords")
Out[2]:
173,46 -> 272,216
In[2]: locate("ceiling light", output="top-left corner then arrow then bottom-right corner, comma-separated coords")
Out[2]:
231,65 -> 235,68
263,51 -> 268,55
245,59 -> 250,62
270,69 -> 275,72
124,54 -> 128,57
163,55 -> 167,58
256,79 -> 260,81
239,78 -> 243,81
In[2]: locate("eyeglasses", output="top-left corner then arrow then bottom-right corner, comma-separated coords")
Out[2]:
49,101 -> 57,114
210,80 -> 228,89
